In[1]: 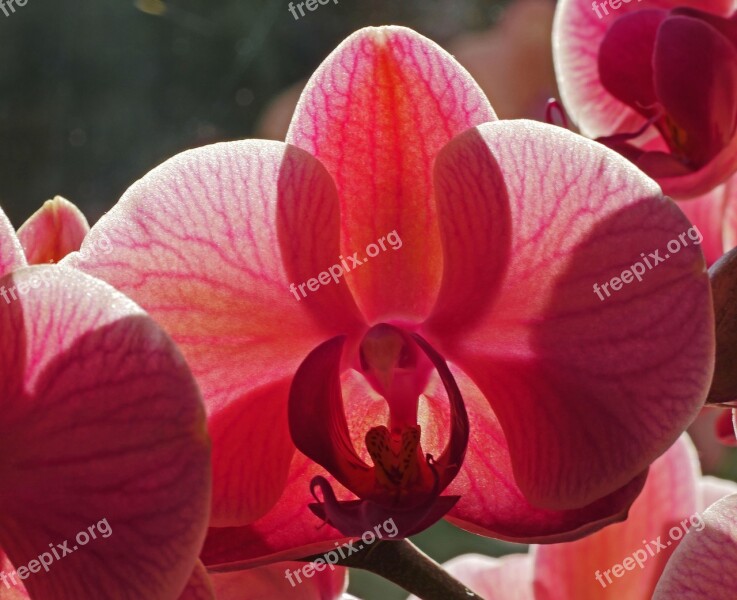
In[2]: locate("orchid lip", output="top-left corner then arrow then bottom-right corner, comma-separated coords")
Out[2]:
287,327 -> 470,536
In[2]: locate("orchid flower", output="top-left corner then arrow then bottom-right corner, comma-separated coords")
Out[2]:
553,0 -> 737,198
65,26 -> 714,572
0,205 -> 211,598
428,435 -> 737,599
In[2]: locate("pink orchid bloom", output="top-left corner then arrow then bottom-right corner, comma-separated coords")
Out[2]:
553,0 -> 737,198
432,435 -> 737,599
16,197 -> 89,264
654,492 -> 737,599
0,205 -> 211,598
66,26 -> 713,570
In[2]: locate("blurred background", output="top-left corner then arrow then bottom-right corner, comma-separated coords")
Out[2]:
2,0 -> 732,597
0,0 -> 557,228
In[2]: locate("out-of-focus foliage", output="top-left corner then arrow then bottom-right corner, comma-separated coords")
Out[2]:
0,0 -> 508,226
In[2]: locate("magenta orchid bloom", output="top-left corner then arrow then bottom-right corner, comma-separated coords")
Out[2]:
66,26 -> 713,570
0,205 -> 211,598
432,435 -> 737,600
553,0 -> 737,198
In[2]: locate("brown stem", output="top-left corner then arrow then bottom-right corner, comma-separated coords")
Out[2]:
300,539 -> 482,600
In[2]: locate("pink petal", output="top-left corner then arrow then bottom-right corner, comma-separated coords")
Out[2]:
534,435 -> 699,600
16,197 -> 89,265
202,368 -> 405,567
658,135 -> 737,198
597,9 -> 666,115
425,129 -> 512,334
677,185 -> 727,266
179,561 -> 215,600
653,493 -> 737,599
65,140 -> 365,526
428,365 -> 648,542
0,551 -> 30,598
553,0 -> 733,138
699,476 -> 737,509
288,336 -> 374,499
428,120 -> 713,510
0,266 -> 210,599
650,15 -> 737,195
201,452 -> 348,569
209,562 -> 348,600
409,554 -> 534,600
0,206 -> 26,278
723,175 -> 737,251
286,26 -> 495,323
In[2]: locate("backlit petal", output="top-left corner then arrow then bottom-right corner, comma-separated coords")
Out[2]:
66,140 -> 364,525
0,266 -> 210,599
433,120 -> 713,510
16,197 -> 89,265
653,493 -> 737,599
425,366 -> 648,542
0,206 -> 26,278
287,26 -> 495,322
534,435 -> 699,600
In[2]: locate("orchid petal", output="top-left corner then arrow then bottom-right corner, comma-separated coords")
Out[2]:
66,140 -> 365,526
426,365 -> 648,542
433,120 -> 713,510
708,246 -> 737,404
288,336 -> 374,499
597,9 -> 666,116
653,494 -> 737,599
715,409 -> 737,446
16,197 -> 89,265
0,551 -> 29,598
723,175 -> 737,251
677,185 -> 728,266
0,266 -> 210,599
534,435 -> 699,600
654,16 -> 737,164
209,562 -> 348,600
0,206 -> 26,278
179,561 -> 215,600
700,475 -> 737,509
287,26 -> 495,323
425,129 -> 512,335
201,453 -> 348,569
553,0 -> 732,138
409,554 -> 534,600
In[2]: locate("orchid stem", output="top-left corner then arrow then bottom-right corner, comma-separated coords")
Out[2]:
300,539 -> 481,600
